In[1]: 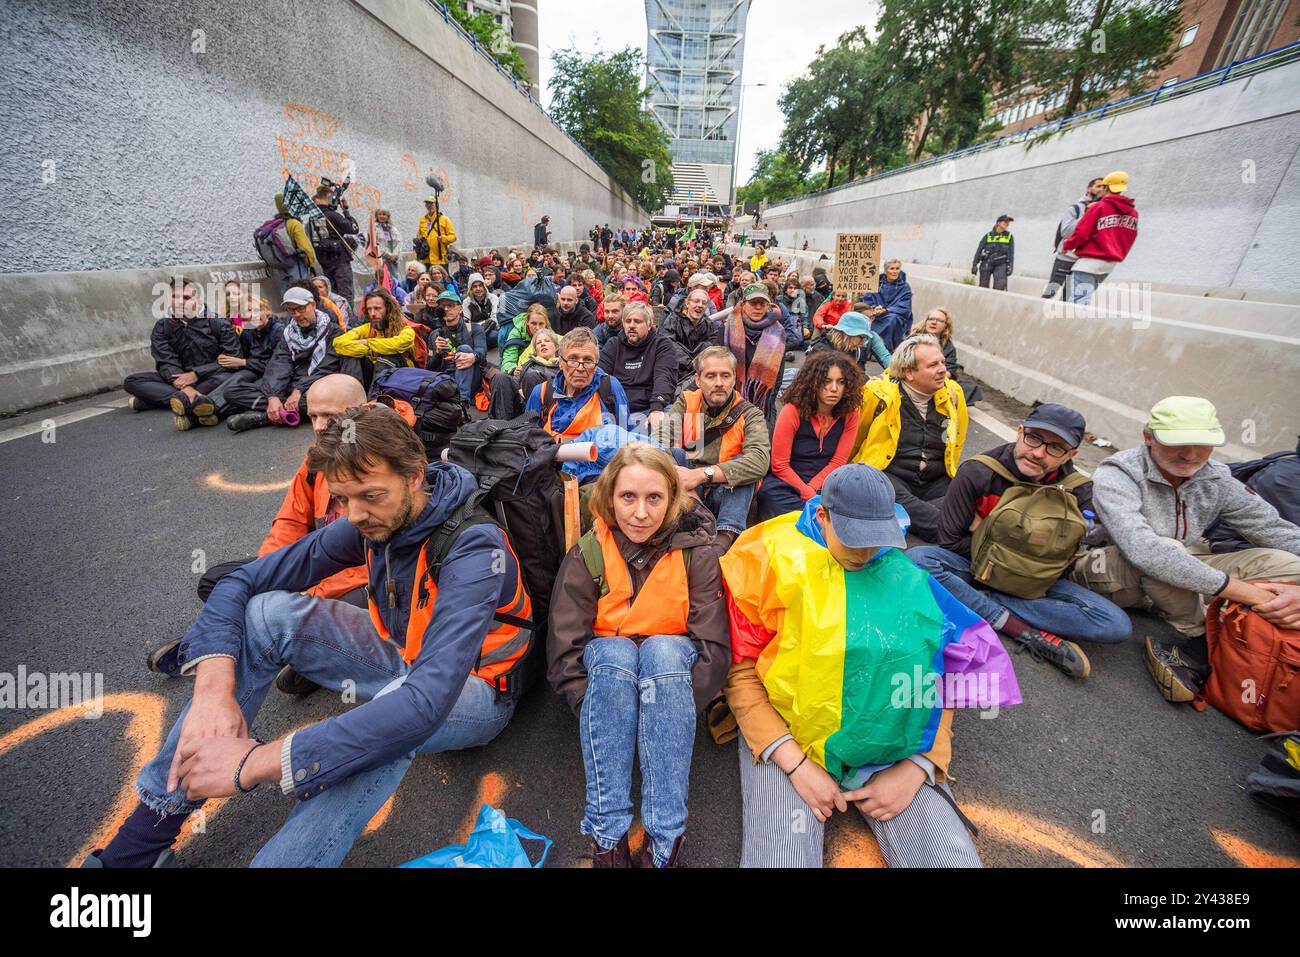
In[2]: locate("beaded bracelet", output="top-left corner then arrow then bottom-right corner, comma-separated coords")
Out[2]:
235,738 -> 266,794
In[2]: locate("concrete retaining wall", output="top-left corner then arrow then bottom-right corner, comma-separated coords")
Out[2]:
763,60 -> 1300,297
726,244 -> 1300,457
0,0 -> 645,413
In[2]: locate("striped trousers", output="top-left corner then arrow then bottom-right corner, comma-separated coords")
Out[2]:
737,740 -> 982,868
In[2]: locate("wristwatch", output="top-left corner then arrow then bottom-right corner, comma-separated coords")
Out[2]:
703,466 -> 717,483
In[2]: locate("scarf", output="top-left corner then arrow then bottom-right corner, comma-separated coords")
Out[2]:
283,312 -> 331,376
726,310 -> 784,411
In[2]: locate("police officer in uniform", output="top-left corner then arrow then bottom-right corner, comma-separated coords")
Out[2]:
971,215 -> 1015,291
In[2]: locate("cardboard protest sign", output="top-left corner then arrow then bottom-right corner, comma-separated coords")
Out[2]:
834,232 -> 882,297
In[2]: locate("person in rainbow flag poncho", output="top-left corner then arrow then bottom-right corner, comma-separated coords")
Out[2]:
721,463 -> 1021,867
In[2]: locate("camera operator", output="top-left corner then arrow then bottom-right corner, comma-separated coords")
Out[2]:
416,193 -> 457,276
310,183 -> 360,304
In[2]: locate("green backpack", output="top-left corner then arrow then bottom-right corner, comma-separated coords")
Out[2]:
577,530 -> 692,598
968,455 -> 1090,600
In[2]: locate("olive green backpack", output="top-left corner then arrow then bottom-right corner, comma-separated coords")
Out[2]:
969,455 -> 1090,599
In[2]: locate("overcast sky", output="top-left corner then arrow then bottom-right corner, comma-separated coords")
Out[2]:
537,0 -> 878,184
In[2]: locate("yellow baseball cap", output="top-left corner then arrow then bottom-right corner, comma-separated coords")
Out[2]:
1146,396 -> 1224,446
1102,171 -> 1129,193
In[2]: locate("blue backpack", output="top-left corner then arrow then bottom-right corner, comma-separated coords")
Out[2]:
1205,439 -> 1300,553
370,366 -> 466,458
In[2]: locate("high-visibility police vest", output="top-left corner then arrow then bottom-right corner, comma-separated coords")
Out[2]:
365,530 -> 532,692
590,519 -> 690,638
682,389 -> 746,464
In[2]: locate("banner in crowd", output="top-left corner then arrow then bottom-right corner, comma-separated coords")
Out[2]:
834,231 -> 882,297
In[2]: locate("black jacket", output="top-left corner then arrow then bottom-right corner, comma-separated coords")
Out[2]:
534,221 -> 549,246
309,204 -> 359,264
972,229 -> 1015,273
259,315 -> 344,398
598,327 -> 679,413
658,310 -> 720,379
150,313 -> 242,380
550,302 -> 597,336
239,320 -> 284,378
937,441 -> 1092,557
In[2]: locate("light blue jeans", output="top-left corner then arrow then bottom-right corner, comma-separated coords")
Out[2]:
669,447 -> 756,535
579,635 -> 698,866
1070,271 -> 1104,305
134,591 -> 515,867
909,546 -> 1132,643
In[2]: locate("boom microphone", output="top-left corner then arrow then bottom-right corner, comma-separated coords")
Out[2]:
425,172 -> 447,193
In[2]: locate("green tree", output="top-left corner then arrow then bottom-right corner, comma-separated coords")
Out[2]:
1026,0 -> 1182,119
445,0 -> 529,85
547,47 -> 673,211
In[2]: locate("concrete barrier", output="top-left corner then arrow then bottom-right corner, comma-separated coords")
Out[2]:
726,244 -> 1300,458
0,241 -> 594,415
759,58 -> 1300,295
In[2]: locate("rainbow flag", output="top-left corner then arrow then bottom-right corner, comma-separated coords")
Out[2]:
721,507 -> 1021,782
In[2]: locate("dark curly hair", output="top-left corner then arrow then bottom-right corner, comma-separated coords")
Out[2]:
781,350 -> 864,420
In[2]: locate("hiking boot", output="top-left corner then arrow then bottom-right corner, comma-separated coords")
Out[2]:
592,834 -> 634,868
1009,628 -> 1091,679
640,835 -> 685,868
227,411 -> 270,433
275,666 -> 320,697
190,397 -> 218,427
169,396 -> 195,431
147,638 -> 182,677
1144,636 -> 1204,703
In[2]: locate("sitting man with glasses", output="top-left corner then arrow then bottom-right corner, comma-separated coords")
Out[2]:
909,404 -> 1131,680
525,326 -> 629,441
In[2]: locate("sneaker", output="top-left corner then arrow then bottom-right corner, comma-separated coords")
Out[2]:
275,667 -> 321,697
227,411 -> 270,433
126,396 -> 144,412
146,638 -> 182,676
1009,628 -> 1091,679
1144,635 -> 1203,703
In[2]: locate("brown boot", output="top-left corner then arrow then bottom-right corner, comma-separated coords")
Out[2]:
592,834 -> 634,868
640,836 -> 685,868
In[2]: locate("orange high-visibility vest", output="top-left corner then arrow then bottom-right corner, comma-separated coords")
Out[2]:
541,380 -> 608,439
682,389 -> 746,464
366,532 -> 532,691
591,519 -> 690,638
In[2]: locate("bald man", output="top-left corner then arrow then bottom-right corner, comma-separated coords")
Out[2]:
550,284 -> 597,336
147,374 -> 415,695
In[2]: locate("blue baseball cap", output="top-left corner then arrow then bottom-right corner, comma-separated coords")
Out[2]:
1022,403 -> 1086,448
834,311 -> 872,337
436,289 -> 461,304
819,464 -> 906,549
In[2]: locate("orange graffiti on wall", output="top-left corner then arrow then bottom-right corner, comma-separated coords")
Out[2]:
508,181 -> 543,228
276,100 -> 382,221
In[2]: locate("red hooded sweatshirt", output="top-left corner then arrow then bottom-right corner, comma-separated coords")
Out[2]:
1061,192 -> 1139,263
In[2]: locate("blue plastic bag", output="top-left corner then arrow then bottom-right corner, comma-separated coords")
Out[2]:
399,805 -> 552,869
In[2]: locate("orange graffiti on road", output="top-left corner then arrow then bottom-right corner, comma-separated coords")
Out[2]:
205,472 -> 292,494
0,692 -> 166,868
1211,827 -> 1300,867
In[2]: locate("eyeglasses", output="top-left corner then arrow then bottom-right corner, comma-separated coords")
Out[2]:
1022,430 -> 1074,457
563,357 -> 597,369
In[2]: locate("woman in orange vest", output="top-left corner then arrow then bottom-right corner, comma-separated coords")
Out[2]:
547,444 -> 730,867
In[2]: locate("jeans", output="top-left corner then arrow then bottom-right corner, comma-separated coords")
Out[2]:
1070,271 -> 1104,304
449,345 -> 479,403
579,635 -> 698,866
134,591 -> 514,867
669,447 -> 756,535
909,546 -> 1132,643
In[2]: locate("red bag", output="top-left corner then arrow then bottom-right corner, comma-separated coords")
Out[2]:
1204,590 -> 1300,733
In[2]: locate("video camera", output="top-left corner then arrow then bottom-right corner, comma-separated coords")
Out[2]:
319,176 -> 352,209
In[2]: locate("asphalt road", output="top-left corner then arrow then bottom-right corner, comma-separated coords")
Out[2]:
0,386 -> 1295,868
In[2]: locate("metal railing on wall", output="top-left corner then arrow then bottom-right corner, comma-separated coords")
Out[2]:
767,39 -> 1300,210
421,0 -> 637,205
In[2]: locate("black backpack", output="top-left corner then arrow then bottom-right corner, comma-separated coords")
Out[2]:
1205,438 -> 1300,553
442,416 -> 569,698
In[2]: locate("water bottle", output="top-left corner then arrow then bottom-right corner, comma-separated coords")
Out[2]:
1082,509 -> 1096,533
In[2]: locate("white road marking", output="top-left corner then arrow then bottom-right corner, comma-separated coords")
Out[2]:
0,397 -> 129,445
